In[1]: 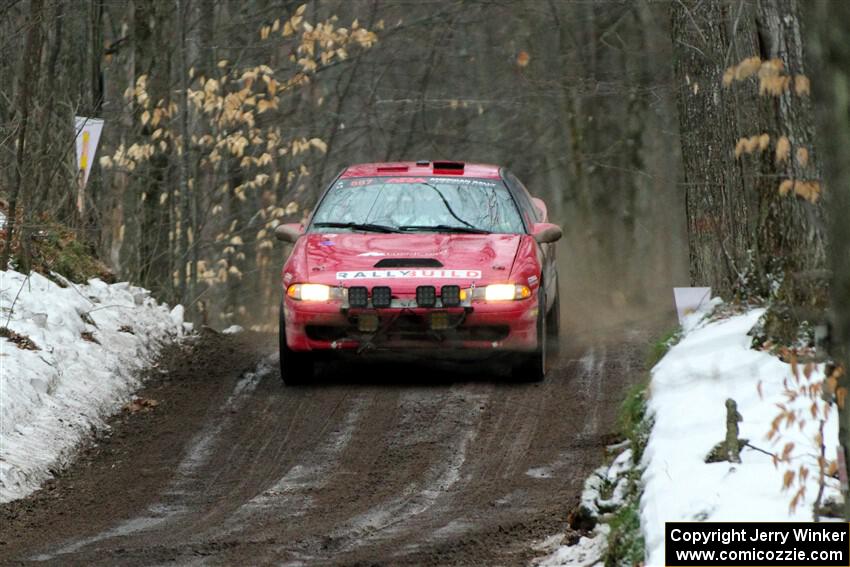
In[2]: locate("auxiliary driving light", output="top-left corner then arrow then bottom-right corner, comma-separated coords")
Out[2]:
440,285 -> 461,307
348,286 -> 368,308
416,285 -> 437,307
371,286 -> 392,308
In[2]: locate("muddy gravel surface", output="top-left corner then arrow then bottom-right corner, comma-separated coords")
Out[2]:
1,322 -> 654,566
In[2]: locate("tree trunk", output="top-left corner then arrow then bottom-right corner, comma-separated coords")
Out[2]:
671,0 -> 827,344
1,0 -> 45,272
809,0 -> 850,522
753,0 -> 828,342
671,1 -> 761,298
834,177 -> 850,520
176,0 -> 191,305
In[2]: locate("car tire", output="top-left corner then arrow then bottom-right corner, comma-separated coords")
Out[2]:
512,289 -> 547,382
546,283 -> 561,362
279,304 -> 314,386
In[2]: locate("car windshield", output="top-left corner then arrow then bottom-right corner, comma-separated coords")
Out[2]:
309,177 -> 525,234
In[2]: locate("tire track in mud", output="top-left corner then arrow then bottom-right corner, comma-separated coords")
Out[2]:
1,329 -> 648,567
222,392 -> 369,525
316,388 -> 488,556
29,354 -> 277,561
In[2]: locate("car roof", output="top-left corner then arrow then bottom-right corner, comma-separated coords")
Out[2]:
340,161 -> 502,180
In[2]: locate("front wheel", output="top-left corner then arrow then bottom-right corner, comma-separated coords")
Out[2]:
279,305 -> 314,386
512,289 -> 547,382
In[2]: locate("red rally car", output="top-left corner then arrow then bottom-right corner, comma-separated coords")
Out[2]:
274,161 -> 562,385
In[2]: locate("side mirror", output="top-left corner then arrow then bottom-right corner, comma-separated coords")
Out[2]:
532,222 -> 562,244
274,223 -> 303,243
531,197 -> 548,222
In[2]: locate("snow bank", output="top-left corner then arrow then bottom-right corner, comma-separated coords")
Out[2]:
641,307 -> 840,566
533,444 -> 634,567
0,269 -> 185,502
534,524 -> 610,567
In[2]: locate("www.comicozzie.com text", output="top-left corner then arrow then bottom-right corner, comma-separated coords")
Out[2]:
669,527 -> 847,547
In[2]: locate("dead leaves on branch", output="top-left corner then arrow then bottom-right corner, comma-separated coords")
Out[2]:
775,136 -> 791,163
778,179 -> 821,203
723,55 -> 821,203
722,56 -> 809,99
765,351 -> 842,514
102,4 -> 377,175
259,4 -> 379,73
794,75 -> 811,96
727,55 -> 762,83
99,3 -> 378,297
734,133 -> 770,158
733,132 -> 820,202
823,365 -> 847,409
734,134 -> 808,166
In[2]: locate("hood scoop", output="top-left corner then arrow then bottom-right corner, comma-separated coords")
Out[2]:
373,258 -> 443,268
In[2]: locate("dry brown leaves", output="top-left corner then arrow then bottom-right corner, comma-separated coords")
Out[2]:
795,147 -> 809,168
0,327 -> 40,351
775,136 -> 791,163
123,397 -> 159,413
766,350 -> 839,514
794,74 -> 811,96
80,331 -> 101,344
734,133 -> 770,158
778,179 -> 821,203
722,56 -> 810,99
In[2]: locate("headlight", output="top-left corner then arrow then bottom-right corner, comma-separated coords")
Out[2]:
482,284 -> 532,301
287,283 -> 332,301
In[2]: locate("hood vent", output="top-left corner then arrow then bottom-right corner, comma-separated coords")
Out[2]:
374,258 -> 443,268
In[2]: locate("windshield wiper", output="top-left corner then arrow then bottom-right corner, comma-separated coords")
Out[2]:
313,221 -> 400,233
419,182 -> 483,230
398,224 -> 491,234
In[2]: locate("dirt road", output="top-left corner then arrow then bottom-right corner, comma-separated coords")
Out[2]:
1,322 -> 650,566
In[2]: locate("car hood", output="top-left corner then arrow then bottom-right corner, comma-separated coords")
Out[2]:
298,232 -> 523,289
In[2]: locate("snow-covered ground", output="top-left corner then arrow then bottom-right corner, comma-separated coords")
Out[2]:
0,269 -> 186,503
641,304 -> 840,566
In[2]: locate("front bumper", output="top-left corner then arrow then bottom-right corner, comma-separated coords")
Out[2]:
283,295 -> 539,353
